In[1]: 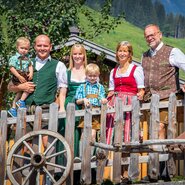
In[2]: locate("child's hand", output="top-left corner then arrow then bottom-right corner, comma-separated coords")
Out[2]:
137,89 -> 145,100
18,75 -> 27,83
27,72 -> 33,80
83,98 -> 90,108
101,98 -> 108,105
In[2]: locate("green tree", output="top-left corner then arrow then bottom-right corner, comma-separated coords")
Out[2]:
154,0 -> 166,30
164,13 -> 175,37
0,0 -> 121,109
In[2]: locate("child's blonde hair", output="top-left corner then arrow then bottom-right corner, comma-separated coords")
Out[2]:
69,43 -> 87,70
85,63 -> 100,75
16,37 -> 30,47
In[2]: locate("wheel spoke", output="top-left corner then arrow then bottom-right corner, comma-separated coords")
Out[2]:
44,138 -> 58,155
46,150 -> 67,160
23,141 -> 35,154
36,169 -> 40,185
22,168 -> 35,185
13,154 -> 31,161
43,166 -> 56,183
46,161 -> 66,170
12,163 -> 32,174
38,134 -> 42,153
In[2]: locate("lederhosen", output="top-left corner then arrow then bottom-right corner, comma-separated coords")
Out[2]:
12,56 -> 30,85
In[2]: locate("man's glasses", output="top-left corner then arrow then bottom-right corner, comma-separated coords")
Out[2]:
145,31 -> 160,40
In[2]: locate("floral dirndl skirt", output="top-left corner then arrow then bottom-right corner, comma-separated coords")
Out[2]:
106,92 -> 135,145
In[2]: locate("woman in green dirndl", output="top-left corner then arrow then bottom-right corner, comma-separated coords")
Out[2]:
57,44 -> 87,165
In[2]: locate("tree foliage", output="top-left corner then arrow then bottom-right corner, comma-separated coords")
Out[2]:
0,0 -> 122,109
80,0 -> 124,39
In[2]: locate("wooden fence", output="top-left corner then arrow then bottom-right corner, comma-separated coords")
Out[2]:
0,93 -> 185,185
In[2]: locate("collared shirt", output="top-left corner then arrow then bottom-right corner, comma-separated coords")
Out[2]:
75,81 -> 106,106
35,55 -> 67,88
109,63 -> 145,91
9,52 -> 32,72
145,42 -> 185,71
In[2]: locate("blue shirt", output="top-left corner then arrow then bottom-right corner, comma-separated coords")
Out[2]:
9,52 -> 32,72
75,81 -> 106,106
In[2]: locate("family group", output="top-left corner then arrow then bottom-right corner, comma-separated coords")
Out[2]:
7,24 -> 185,183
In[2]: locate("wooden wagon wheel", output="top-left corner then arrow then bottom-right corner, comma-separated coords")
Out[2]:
7,130 -> 72,185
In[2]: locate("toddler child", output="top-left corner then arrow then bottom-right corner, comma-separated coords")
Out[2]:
8,37 -> 33,117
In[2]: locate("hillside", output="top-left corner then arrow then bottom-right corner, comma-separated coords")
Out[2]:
78,6 -> 185,78
78,7 -> 185,60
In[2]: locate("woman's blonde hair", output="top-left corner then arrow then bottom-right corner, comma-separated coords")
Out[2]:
116,41 -> 133,63
68,43 -> 87,70
85,63 -> 100,75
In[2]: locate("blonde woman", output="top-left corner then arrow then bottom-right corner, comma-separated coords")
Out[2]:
57,43 -> 87,162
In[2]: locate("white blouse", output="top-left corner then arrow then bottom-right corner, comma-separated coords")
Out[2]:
108,63 -> 145,91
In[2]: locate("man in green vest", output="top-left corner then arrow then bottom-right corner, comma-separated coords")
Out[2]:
8,34 -> 67,184
8,34 -> 67,112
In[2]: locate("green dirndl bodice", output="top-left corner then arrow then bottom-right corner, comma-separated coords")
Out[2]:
64,70 -> 84,112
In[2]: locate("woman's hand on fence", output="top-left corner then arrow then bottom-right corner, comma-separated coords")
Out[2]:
181,84 -> 185,92
59,106 -> 65,113
107,91 -> 114,99
137,88 -> 145,100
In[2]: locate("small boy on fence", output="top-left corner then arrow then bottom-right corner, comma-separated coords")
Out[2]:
75,63 -> 107,158
8,37 -> 33,117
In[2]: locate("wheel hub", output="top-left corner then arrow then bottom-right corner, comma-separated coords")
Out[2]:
31,153 -> 46,168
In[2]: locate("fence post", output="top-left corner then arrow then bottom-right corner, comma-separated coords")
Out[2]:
81,108 -> 92,184
33,106 -> 42,131
46,103 -> 59,184
148,94 -> 160,181
113,97 -> 123,183
48,103 -> 58,132
13,108 -> 27,184
29,106 -> 42,185
96,104 -> 108,184
128,96 -> 140,180
167,93 -> 177,178
0,110 -> 7,185
65,103 -> 75,185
